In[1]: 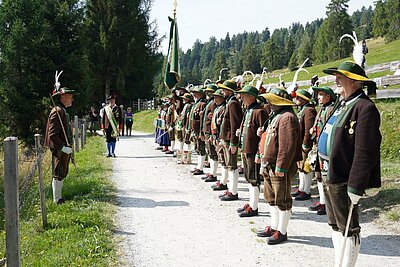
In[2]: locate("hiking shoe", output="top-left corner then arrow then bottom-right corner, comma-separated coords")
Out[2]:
239,207 -> 258,217
220,192 -> 239,201
257,226 -> 276,237
309,201 -> 322,211
267,231 -> 287,245
295,191 -> 311,201
317,204 -> 327,215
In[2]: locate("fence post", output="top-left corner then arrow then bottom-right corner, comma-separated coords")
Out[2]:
3,137 -> 21,267
34,134 -> 47,229
84,121 -> 87,145
138,99 -> 141,112
74,115 -> 79,152
81,122 -> 85,150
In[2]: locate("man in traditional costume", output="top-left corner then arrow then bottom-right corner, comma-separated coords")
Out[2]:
292,89 -> 317,201
173,86 -> 189,152
189,86 -> 207,175
201,84 -> 219,182
166,95 -> 177,155
308,86 -> 337,215
210,89 -> 228,191
319,62 -> 381,266
236,85 -> 268,217
102,94 -> 122,157
256,88 -> 302,245
217,80 -> 243,201
45,79 -> 79,204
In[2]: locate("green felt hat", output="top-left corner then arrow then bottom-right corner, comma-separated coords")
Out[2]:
52,87 -> 79,97
204,84 -> 218,92
323,61 -> 375,86
217,80 -> 238,92
181,92 -> 194,102
190,85 -> 205,95
212,89 -> 224,97
260,88 -> 295,106
312,86 -> 337,102
237,85 -> 259,97
296,89 -> 312,102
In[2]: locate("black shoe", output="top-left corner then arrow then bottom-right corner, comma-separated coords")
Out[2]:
204,175 -> 217,182
309,202 -> 322,211
193,169 -> 204,175
156,147 -> 163,150
256,226 -> 276,237
204,162 -> 210,168
295,191 -> 311,201
56,198 -> 65,205
212,182 -> 228,191
317,205 -> 327,215
267,231 -> 287,245
239,207 -> 258,217
112,153 -> 116,158
202,173 -> 212,180
238,166 -> 244,174
291,188 -> 300,197
191,168 -> 199,173
107,154 -> 112,158
220,192 -> 239,201
165,150 -> 174,154
237,203 -> 250,213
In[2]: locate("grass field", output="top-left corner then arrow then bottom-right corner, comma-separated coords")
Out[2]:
263,38 -> 400,86
133,110 -> 158,134
0,136 -> 117,266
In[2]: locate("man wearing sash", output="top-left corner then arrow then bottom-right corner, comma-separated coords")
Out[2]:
202,84 -> 219,182
256,88 -> 302,244
308,86 -> 337,215
292,89 -> 317,201
189,86 -> 207,175
319,62 -> 381,266
210,89 -> 228,191
174,87 -> 189,151
236,85 -> 268,217
180,93 -> 194,151
217,80 -> 243,201
45,86 -> 79,204
102,94 -> 122,157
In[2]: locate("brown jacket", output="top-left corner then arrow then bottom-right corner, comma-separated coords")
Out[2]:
202,97 -> 216,134
240,102 -> 268,154
189,98 -> 206,135
327,90 -> 381,194
260,108 -> 302,174
298,104 -> 317,150
44,104 -> 72,151
220,95 -> 243,146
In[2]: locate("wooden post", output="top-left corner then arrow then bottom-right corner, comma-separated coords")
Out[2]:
34,134 -> 47,228
81,123 -> 85,149
83,121 -> 87,145
74,115 -> 79,152
3,137 -> 21,267
138,99 -> 141,111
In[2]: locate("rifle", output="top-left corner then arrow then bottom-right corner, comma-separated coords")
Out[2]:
49,93 -> 78,171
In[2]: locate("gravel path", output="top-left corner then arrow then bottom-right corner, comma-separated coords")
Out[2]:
112,132 -> 400,267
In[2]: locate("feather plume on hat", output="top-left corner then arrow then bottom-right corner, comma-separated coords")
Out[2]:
287,58 -> 309,94
219,68 -> 229,81
339,31 -> 363,67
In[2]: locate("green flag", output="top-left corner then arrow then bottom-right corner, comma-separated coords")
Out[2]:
164,17 -> 180,90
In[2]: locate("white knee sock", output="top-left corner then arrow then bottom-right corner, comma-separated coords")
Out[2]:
270,205 -> 280,230
228,169 -> 239,195
220,168 -> 228,185
249,185 -> 260,210
303,172 -> 313,194
299,172 -> 305,192
52,178 -> 63,203
318,181 -> 326,204
196,155 -> 205,170
211,159 -> 218,176
277,210 -> 291,235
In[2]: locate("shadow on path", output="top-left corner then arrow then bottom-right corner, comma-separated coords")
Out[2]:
117,196 -> 189,208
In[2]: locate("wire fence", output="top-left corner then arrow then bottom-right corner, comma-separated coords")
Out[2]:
0,116 -> 88,266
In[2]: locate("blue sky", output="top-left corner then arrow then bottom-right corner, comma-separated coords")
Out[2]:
150,0 -> 377,54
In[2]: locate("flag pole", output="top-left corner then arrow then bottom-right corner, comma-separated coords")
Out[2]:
173,0 -> 177,19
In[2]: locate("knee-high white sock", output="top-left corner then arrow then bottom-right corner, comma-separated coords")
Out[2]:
277,210 -> 291,235
52,178 -> 63,203
249,185 -> 260,210
228,169 -> 239,195
341,234 -> 361,267
332,230 -> 343,267
196,155 -> 205,170
299,172 -> 305,192
179,141 -> 184,150
318,181 -> 326,204
211,159 -> 218,176
171,141 -> 175,151
270,205 -> 279,230
303,172 -> 313,194
220,168 -> 228,185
